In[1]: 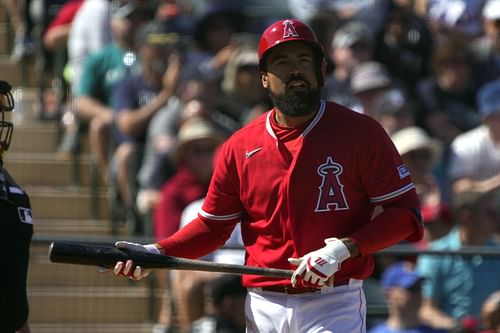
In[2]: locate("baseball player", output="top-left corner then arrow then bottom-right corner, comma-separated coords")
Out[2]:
112,19 -> 423,333
0,81 -> 33,333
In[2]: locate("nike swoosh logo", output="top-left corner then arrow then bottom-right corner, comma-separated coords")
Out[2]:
245,147 -> 262,159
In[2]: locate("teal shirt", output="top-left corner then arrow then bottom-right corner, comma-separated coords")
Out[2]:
77,43 -> 133,105
416,227 -> 500,319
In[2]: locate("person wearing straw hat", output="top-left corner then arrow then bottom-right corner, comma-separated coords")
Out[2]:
391,126 -> 450,245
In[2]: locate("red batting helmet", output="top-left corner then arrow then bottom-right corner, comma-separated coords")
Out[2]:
258,19 -> 326,85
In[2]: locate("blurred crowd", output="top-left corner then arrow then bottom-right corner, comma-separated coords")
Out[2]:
4,0 -> 500,332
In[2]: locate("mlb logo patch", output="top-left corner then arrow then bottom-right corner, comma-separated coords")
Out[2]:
18,207 -> 33,224
398,164 -> 410,179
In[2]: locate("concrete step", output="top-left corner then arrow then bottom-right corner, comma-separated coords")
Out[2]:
5,152 -> 103,187
8,122 -> 60,153
33,218 -> 124,236
25,185 -> 111,220
29,323 -> 157,333
28,286 -> 161,323
0,55 -> 37,87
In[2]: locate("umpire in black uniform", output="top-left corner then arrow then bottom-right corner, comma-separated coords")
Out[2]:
0,81 -> 33,333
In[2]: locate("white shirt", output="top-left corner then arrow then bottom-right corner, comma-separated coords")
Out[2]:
67,0 -> 112,93
448,125 -> 500,181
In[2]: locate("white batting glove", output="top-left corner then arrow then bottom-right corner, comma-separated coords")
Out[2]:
288,238 -> 350,288
112,241 -> 161,280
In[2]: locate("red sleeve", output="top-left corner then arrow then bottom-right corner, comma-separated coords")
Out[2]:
157,217 -> 237,259
348,192 -> 423,256
45,0 -> 84,33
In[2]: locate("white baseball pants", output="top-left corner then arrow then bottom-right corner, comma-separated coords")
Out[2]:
245,279 -> 366,333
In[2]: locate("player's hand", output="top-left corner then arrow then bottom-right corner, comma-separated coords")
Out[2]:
111,241 -> 161,280
288,238 -> 350,288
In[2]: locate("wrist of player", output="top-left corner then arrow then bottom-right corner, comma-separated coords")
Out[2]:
288,238 -> 350,287
323,238 -> 351,263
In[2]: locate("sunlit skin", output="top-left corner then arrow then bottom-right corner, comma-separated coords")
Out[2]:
260,41 -> 321,127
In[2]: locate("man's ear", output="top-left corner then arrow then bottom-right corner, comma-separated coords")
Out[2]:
260,71 -> 268,88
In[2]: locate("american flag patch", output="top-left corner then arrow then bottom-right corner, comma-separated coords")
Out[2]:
398,164 -> 410,179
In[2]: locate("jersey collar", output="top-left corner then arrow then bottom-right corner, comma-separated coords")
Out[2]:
266,100 -> 325,140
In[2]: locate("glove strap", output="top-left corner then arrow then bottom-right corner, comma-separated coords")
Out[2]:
144,244 -> 161,254
324,238 -> 351,262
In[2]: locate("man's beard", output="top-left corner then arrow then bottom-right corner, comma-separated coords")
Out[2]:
268,85 -> 321,117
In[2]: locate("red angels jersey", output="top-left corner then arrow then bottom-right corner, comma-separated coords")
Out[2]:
200,100 -> 418,287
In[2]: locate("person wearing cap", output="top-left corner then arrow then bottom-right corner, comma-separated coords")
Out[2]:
448,78 -> 500,195
416,188 -> 500,330
323,20 -> 375,109
350,60 -> 397,116
219,47 -> 271,125
110,19 -> 184,235
0,81 -> 33,333
368,261 -> 447,333
108,18 -> 423,332
372,88 -> 416,135
59,0 -> 154,168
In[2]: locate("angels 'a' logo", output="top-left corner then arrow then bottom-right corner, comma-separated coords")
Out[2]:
315,157 -> 349,212
282,20 -> 299,38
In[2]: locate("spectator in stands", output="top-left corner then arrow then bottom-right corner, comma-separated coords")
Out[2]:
111,19 -> 183,235
188,275 -> 247,333
218,47 -> 270,125
66,2 -> 153,178
373,1 -> 434,94
135,68 -> 242,226
306,10 -> 341,74
323,20 -> 375,109
350,60 -> 395,116
416,188 -> 500,330
391,126 -> 445,214
415,36 -> 482,145
153,116 -> 225,240
0,81 -> 33,333
413,0 -> 487,40
371,88 -> 416,135
368,261 -> 448,333
3,0 -> 35,61
42,0 -> 84,52
479,290 -> 500,333
471,0 -> 500,84
419,203 -> 453,245
448,79 -> 500,195
183,3 -> 247,82
152,118 -> 228,332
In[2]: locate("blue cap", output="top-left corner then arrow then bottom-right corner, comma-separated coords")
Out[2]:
477,79 -> 500,118
381,262 -> 421,289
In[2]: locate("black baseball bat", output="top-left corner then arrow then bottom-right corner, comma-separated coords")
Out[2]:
48,241 -> 293,278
